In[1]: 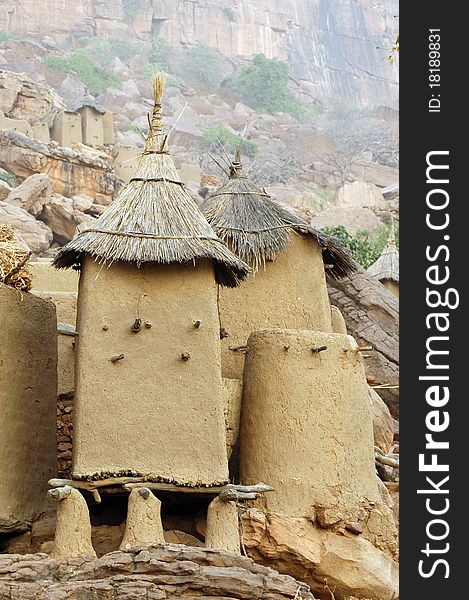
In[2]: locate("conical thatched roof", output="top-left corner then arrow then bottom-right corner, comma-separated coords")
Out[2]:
201,151 -> 356,279
367,229 -> 399,283
53,75 -> 249,288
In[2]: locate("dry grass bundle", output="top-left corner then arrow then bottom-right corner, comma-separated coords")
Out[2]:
0,224 -> 32,291
367,235 -> 399,283
201,153 -> 357,279
54,73 -> 249,288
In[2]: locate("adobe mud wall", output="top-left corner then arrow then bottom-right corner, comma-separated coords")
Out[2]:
0,284 -> 57,531
240,329 -> 379,519
219,235 -> 333,380
73,257 -> 229,486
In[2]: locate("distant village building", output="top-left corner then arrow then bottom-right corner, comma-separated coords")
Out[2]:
102,111 -> 114,146
77,95 -> 108,146
53,75 -> 249,487
201,150 -> 356,380
367,229 -> 399,298
51,110 -> 83,147
0,109 -> 33,137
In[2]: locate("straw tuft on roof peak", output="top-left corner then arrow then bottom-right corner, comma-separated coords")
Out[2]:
53,73 -> 250,288
201,151 -> 357,279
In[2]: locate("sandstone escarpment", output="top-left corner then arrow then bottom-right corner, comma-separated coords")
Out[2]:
0,0 -> 399,108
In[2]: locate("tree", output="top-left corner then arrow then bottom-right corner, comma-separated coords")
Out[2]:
226,54 -> 308,118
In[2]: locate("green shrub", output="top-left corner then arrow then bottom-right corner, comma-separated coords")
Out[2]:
76,37 -> 112,65
203,125 -> 258,159
305,187 -> 335,213
182,43 -> 226,92
0,29 -> 13,42
43,52 -> 121,93
77,37 -> 140,66
226,54 -> 309,118
148,37 -> 172,73
0,170 -> 18,188
43,55 -> 68,72
123,0 -> 145,20
222,6 -> 236,22
320,224 -> 399,269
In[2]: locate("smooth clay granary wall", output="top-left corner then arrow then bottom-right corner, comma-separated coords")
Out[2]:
240,329 -> 381,520
72,257 -> 230,486
0,284 -> 57,532
219,235 -> 333,380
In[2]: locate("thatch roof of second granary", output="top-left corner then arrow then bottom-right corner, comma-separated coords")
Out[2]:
53,74 -> 250,288
201,150 -> 357,279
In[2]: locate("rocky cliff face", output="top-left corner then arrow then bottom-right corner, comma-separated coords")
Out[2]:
0,0 -> 398,108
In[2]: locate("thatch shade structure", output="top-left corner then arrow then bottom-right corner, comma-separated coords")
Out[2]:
201,151 -> 357,380
367,229 -> 399,298
53,75 -> 248,486
54,77 -> 249,288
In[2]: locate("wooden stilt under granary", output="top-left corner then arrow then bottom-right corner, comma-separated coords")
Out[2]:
53,74 -> 250,489
201,149 -> 357,380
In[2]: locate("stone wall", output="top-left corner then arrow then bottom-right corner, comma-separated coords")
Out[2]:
57,394 -> 73,478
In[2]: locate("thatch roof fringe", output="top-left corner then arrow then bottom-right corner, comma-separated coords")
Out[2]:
201,155 -> 357,279
53,73 -> 250,288
367,235 -> 399,283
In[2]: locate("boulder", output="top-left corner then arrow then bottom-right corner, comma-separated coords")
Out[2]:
4,173 -> 53,216
72,194 -> 94,212
0,544 -> 315,600
0,69 -> 64,125
97,87 -> 131,110
327,268 -> 399,418
243,509 -> 399,600
0,201 -> 52,254
40,193 -> 96,244
352,161 -> 399,188
59,73 -> 86,112
164,530 -> 204,547
0,179 -> 12,201
369,386 -> 395,453
265,185 -> 303,205
121,79 -> 140,99
312,206 -> 383,236
336,180 -> 386,209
